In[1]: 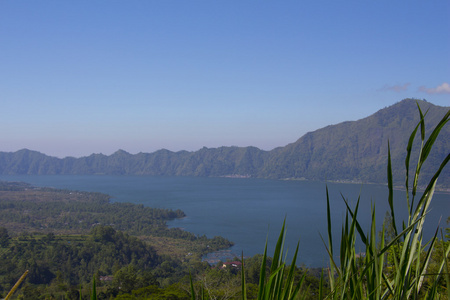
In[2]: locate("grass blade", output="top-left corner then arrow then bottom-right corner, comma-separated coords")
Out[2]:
190,271 -> 196,300
91,276 -> 97,300
341,194 -> 368,246
241,252 -> 247,300
257,237 -> 268,300
405,111 -> 421,213
387,141 -> 398,237
326,186 -> 333,255
4,270 -> 28,300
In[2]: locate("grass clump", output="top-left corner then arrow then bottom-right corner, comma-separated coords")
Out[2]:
322,103 -> 450,299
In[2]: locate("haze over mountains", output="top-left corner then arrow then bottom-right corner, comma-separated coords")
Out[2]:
1,99 -> 449,188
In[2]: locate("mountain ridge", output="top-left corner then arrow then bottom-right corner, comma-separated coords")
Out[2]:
1,99 -> 449,187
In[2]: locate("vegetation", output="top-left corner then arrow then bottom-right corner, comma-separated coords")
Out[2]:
319,103 -> 450,299
0,101 -> 449,299
0,184 -> 230,248
0,184 -> 187,236
0,184 -> 233,299
1,99 -> 449,188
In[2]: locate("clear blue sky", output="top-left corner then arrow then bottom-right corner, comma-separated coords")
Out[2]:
1,1 -> 449,158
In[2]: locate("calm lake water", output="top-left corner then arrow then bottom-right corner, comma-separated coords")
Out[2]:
1,175 -> 449,267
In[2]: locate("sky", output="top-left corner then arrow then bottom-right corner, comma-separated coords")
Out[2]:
1,1 -> 449,158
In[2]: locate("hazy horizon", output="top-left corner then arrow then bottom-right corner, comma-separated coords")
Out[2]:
4,98 -> 449,160
1,1 -> 449,158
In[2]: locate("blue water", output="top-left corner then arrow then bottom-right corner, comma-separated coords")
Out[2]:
0,175 -> 448,267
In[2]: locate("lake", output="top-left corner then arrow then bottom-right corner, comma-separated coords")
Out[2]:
0,175 -> 448,267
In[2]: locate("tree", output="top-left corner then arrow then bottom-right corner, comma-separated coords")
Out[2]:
0,227 -> 10,248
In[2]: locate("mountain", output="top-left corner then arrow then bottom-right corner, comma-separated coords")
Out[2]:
260,99 -> 449,187
1,99 -> 449,188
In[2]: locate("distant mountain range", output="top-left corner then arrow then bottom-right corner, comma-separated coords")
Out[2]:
1,99 -> 449,188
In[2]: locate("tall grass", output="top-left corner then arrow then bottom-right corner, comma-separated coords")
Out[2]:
322,103 -> 450,299
254,219 -> 306,300
191,220 -> 306,300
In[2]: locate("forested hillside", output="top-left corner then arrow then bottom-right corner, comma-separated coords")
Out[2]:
0,182 -> 235,299
1,99 -> 449,187
0,182 -> 232,248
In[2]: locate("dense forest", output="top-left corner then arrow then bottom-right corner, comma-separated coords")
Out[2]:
0,181 -> 243,299
1,99 -> 449,188
0,181 -> 184,236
